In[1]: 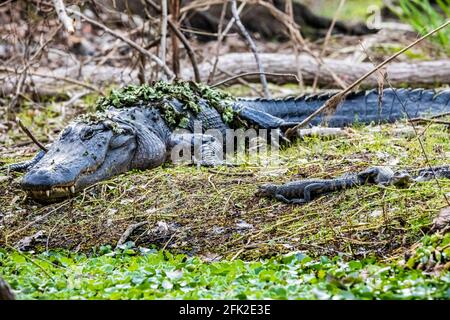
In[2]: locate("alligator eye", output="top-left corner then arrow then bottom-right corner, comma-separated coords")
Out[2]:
123,127 -> 134,135
81,128 -> 95,141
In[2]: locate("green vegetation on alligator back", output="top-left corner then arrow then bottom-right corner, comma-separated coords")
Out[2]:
1,231 -> 449,300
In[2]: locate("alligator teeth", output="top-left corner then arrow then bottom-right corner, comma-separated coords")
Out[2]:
46,190 -> 50,197
70,186 -> 75,194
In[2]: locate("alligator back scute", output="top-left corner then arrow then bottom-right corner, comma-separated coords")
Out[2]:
433,90 -> 450,106
379,88 -> 399,122
237,88 -> 450,128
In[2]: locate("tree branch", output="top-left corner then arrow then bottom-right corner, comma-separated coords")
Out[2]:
16,118 -> 48,152
230,0 -> 269,98
159,0 -> 168,80
52,0 -> 75,33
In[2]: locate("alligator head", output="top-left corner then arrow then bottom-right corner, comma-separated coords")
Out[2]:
255,184 -> 278,197
21,108 -> 168,201
390,170 -> 415,188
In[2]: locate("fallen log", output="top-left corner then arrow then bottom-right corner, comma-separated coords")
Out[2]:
2,53 -> 449,99
0,65 -> 137,97
182,53 -> 450,88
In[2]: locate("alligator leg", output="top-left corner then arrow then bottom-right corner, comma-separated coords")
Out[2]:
303,182 -> 327,202
274,194 -> 295,204
291,198 -> 307,205
357,167 -> 387,185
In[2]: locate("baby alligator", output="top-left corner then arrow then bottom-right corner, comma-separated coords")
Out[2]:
257,165 -> 450,204
255,173 -> 362,204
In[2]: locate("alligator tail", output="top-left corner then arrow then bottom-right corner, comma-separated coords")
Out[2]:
235,88 -> 450,127
2,150 -> 46,172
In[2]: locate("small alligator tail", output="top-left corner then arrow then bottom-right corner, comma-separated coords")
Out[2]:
236,88 -> 450,127
2,150 -> 46,172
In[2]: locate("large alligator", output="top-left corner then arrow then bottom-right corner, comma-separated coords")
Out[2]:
5,82 -> 450,201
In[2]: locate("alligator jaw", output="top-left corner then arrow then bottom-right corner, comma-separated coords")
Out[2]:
29,185 -> 77,200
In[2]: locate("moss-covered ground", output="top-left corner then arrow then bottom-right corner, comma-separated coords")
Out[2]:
1,85 -> 449,299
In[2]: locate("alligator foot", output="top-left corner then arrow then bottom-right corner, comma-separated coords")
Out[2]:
171,133 -> 226,167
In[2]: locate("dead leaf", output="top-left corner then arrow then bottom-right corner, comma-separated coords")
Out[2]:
15,230 -> 46,251
431,207 -> 450,231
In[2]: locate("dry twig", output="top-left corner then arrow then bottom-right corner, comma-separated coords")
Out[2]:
230,0 -> 269,98
285,0 -> 303,89
160,0 -> 168,80
208,1 -> 228,84
116,221 -> 149,248
16,118 -> 48,152
67,8 -> 175,80
52,0 -> 75,33
145,0 -> 201,82
170,0 -> 181,77
212,72 -> 301,88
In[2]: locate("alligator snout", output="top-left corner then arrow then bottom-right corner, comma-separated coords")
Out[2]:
21,167 -> 77,199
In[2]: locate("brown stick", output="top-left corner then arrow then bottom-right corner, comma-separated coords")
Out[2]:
166,20 -> 201,82
16,118 -> 48,152
212,72 -> 301,88
285,20 -> 450,139
67,8 -> 175,80
207,1 -> 228,84
160,0 -> 168,80
170,0 -> 181,77
116,221 -> 148,248
179,0 -> 227,14
285,0 -> 304,90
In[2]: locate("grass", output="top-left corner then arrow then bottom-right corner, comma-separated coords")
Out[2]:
1,115 -> 450,261
303,0 -> 383,22
397,0 -> 450,54
1,232 -> 449,300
